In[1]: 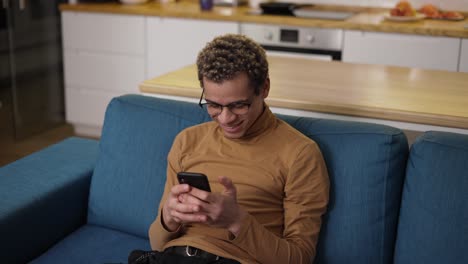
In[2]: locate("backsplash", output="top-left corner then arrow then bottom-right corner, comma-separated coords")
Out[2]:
291,0 -> 468,11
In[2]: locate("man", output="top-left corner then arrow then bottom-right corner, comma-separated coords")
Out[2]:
148,34 -> 329,264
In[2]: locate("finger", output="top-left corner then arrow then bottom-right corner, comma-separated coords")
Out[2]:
189,188 -> 212,203
171,210 -> 208,224
179,193 -> 203,206
178,193 -> 186,203
174,202 -> 201,214
171,184 -> 191,196
218,176 -> 236,197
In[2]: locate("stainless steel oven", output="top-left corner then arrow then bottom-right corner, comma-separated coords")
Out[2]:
240,23 -> 343,61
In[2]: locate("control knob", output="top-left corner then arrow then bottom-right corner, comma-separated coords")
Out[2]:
306,34 -> 316,43
264,30 -> 274,41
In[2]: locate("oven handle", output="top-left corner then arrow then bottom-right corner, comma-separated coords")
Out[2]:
262,45 -> 342,61
266,50 -> 333,61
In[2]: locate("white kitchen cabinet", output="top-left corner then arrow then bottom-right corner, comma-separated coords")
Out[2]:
146,17 -> 239,79
459,39 -> 468,73
343,30 -> 460,72
62,12 -> 145,136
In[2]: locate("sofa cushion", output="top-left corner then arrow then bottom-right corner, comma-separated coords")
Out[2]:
394,131 -> 468,264
31,224 -> 150,264
280,115 -> 409,264
87,95 -> 211,238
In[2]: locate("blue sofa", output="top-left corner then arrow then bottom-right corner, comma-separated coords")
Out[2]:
1,94 -> 467,264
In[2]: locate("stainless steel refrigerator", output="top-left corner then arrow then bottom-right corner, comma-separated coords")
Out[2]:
1,0 -> 65,142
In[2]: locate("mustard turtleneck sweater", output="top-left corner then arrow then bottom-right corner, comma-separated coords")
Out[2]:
149,106 -> 329,264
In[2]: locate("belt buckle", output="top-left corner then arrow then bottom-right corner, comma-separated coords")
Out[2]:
185,246 -> 220,260
185,246 -> 198,257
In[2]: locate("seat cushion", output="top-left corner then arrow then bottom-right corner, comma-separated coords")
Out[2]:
394,131 -> 468,264
280,115 -> 409,264
31,225 -> 151,264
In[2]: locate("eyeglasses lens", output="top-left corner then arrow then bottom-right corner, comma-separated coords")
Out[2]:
202,104 -> 249,116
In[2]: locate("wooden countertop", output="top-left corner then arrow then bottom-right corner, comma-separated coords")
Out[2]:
60,1 -> 468,38
140,57 -> 468,130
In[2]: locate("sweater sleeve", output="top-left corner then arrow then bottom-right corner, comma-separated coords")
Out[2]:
231,142 -> 329,263
148,135 -> 183,251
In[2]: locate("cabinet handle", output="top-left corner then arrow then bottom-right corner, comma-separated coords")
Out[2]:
19,0 -> 25,10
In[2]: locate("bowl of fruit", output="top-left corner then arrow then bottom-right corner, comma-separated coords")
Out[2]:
385,1 -> 425,22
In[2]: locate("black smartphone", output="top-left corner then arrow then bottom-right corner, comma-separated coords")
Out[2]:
177,172 -> 211,192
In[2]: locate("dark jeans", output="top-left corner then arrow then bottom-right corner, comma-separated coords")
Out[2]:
128,249 -> 240,264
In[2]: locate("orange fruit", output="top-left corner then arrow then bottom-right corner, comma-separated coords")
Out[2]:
420,4 -> 441,18
392,1 -> 415,17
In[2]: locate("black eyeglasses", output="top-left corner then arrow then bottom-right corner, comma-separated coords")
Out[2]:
198,89 -> 252,116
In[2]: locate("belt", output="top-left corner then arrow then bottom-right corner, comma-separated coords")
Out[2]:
165,246 -> 222,261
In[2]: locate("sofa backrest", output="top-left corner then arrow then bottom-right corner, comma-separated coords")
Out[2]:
278,115 -> 408,264
87,95 -> 211,237
88,95 -> 408,264
394,131 -> 468,264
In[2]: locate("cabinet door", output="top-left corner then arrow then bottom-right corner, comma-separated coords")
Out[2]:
62,12 -> 145,55
61,12 -> 145,136
65,88 -> 115,129
63,51 -> 145,94
459,39 -> 468,73
343,30 -> 460,72
146,17 -> 238,78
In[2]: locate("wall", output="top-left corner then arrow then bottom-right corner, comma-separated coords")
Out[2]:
292,0 -> 468,12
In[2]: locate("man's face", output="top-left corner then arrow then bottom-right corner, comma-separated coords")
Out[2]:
202,73 -> 269,139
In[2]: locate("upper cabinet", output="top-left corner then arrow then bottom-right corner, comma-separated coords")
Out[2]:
342,30 -> 461,72
459,39 -> 468,73
146,17 -> 239,79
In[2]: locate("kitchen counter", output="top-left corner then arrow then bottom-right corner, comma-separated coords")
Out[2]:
140,57 -> 468,132
60,1 -> 468,38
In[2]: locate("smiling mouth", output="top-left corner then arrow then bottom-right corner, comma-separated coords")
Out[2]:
222,121 -> 243,132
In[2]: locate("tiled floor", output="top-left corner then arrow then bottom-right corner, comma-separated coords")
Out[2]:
0,124 -> 77,167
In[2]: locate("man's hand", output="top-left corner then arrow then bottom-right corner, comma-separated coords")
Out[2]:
173,176 -> 247,236
161,183 -> 202,232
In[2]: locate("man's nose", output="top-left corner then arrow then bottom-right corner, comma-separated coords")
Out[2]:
217,107 -> 236,123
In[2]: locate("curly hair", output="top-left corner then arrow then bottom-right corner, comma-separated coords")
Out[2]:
196,34 -> 269,95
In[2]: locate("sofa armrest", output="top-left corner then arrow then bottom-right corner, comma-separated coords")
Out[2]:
0,137 -> 99,264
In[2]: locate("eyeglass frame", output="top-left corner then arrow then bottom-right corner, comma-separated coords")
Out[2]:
198,88 -> 253,116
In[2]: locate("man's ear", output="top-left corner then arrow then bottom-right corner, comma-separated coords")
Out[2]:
262,78 -> 270,99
